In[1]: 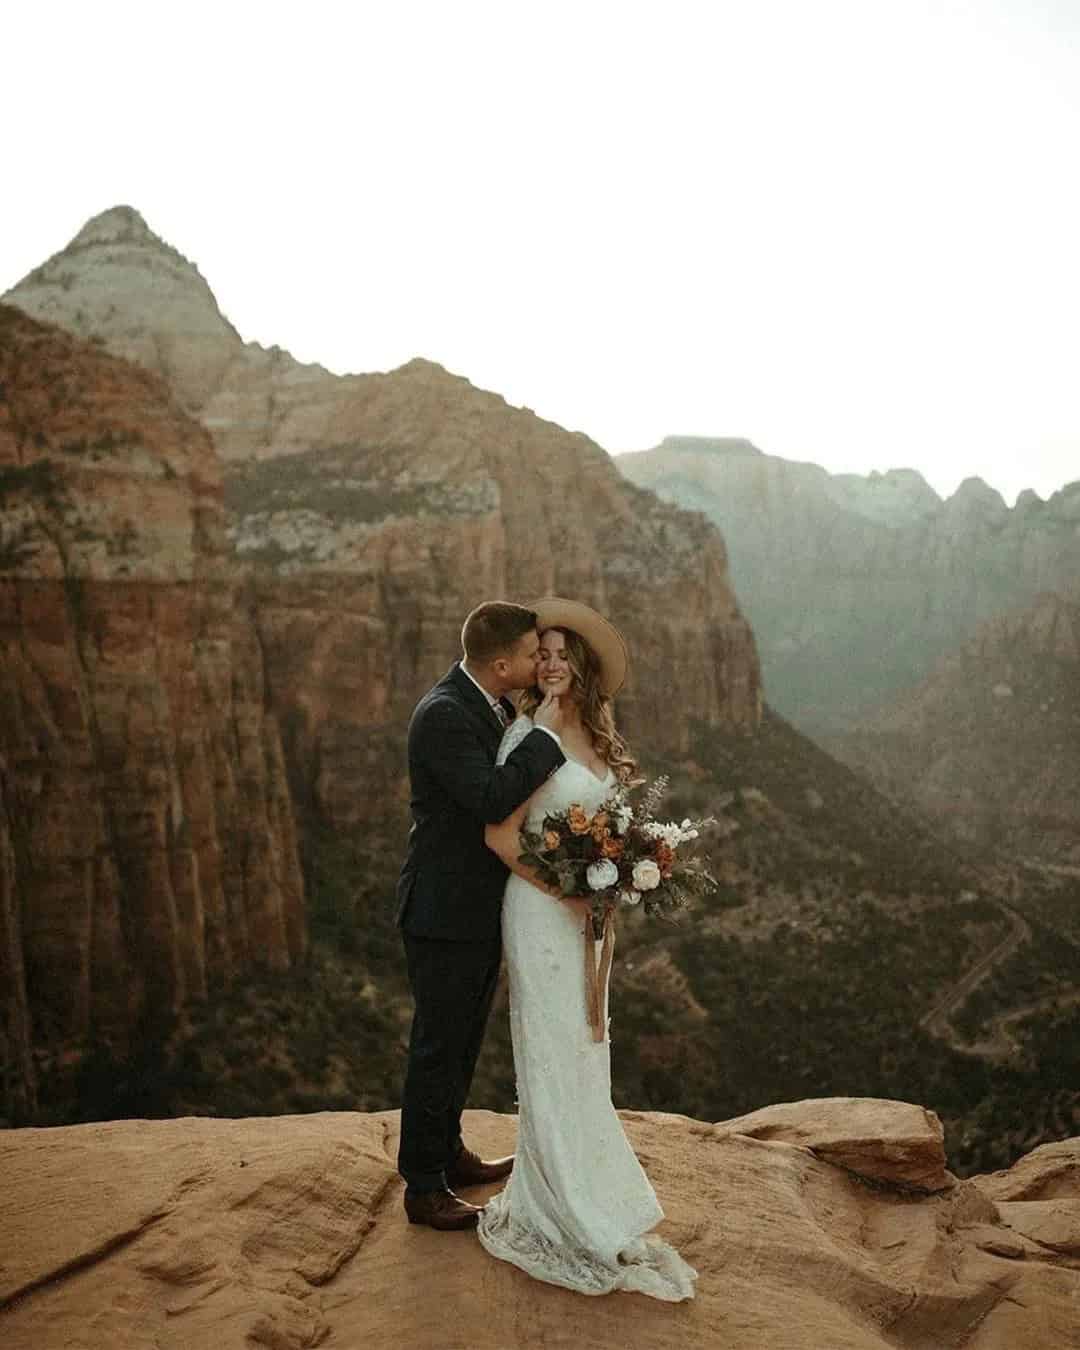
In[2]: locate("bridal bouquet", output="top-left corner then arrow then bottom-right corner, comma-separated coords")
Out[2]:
519,774 -> 717,936
518,776 -> 716,1039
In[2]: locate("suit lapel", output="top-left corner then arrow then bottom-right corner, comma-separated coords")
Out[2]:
447,662 -> 502,751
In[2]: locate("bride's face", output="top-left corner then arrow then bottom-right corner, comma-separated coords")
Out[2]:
537,629 -> 575,700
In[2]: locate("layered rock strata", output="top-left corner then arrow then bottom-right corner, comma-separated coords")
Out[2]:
5,210 -> 762,834
1,1099 -> 1077,1348
0,306 -> 305,1120
223,363 -> 761,828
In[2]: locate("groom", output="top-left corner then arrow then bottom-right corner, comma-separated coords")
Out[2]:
396,600 -> 566,1230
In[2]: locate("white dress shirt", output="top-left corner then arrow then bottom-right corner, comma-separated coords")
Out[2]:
459,661 -> 561,745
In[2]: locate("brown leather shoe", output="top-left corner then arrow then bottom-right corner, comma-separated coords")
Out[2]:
445,1146 -> 514,1190
404,1188 -> 482,1230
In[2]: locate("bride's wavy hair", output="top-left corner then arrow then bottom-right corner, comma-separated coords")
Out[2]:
518,627 -> 641,787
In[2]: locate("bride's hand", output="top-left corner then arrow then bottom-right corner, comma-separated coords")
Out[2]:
561,895 -> 593,923
534,690 -> 564,736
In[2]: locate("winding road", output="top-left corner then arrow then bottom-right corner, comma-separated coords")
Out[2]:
920,869 -> 1080,1060
968,988 -> 1080,1060
919,903 -> 1032,1049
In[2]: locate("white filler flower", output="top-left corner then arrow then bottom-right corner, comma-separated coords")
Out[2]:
586,859 -> 620,890
643,819 -> 698,845
632,859 -> 662,891
619,888 -> 642,906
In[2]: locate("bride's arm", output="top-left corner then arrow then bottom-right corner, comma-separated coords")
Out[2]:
485,803 -> 590,917
484,799 -> 556,894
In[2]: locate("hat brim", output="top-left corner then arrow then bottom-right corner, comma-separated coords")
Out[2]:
531,597 -> 628,697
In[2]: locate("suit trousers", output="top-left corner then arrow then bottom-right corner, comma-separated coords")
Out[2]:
398,930 -> 503,1192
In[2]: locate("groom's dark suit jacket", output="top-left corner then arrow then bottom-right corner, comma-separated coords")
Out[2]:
396,662 -> 565,942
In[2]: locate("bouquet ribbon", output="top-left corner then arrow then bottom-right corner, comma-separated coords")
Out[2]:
584,907 -> 615,1042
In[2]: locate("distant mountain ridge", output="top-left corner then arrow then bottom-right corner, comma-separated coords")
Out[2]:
619,435 -> 1080,733
637,435 -> 1045,523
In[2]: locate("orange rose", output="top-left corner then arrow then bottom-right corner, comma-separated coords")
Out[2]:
567,806 -> 591,835
543,829 -> 561,851
601,836 -> 624,859
655,842 -> 676,878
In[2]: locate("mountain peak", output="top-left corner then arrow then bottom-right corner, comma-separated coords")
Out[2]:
827,466 -> 942,523
877,467 -> 935,492
945,476 -> 1008,515
393,356 -> 455,379
1046,480 -> 1080,521
69,205 -> 161,251
3,205 -> 241,412
658,436 -> 764,457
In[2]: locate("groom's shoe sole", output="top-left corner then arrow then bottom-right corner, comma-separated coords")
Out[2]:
404,1189 -> 482,1230
445,1148 -> 514,1190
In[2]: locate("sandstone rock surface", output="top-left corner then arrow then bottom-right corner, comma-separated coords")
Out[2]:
1,1099 -> 1077,1349
712,1096 -> 953,1191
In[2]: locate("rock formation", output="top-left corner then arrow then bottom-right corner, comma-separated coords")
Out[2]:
0,306 -> 305,1121
4,204 -> 372,469
1,212 -> 765,1122
4,209 -> 762,838
618,436 -> 1080,735
1,1099 -> 1077,1348
833,590 -> 1080,860
6,206 -> 248,420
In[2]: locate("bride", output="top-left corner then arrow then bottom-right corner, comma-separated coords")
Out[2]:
477,597 -> 697,1302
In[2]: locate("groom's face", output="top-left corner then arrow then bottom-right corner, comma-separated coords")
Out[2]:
498,629 -> 542,692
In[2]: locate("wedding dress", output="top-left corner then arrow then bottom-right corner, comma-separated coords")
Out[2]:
476,716 -> 697,1301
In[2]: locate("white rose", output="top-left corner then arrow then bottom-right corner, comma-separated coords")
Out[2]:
619,888 -> 642,906
632,859 -> 662,891
586,859 -> 620,891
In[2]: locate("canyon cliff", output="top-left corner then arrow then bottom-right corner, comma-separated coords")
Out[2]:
618,436 -> 1080,737
4,208 -> 761,832
1,212 -> 761,1117
0,306 -> 306,1121
833,590 -> 1080,861
2,1099 -> 1078,1349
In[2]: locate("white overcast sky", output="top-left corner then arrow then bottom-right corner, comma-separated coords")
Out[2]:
3,0 -> 1078,504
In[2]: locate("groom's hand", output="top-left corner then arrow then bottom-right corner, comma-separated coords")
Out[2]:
534,690 -> 565,737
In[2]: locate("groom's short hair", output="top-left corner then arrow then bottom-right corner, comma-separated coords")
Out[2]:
461,601 -> 538,664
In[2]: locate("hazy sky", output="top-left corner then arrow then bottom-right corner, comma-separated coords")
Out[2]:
4,1 -> 1078,504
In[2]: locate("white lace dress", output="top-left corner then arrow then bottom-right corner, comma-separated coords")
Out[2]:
476,716 -> 697,1302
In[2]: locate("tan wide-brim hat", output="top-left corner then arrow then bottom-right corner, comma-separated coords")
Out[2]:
531,597 -> 628,697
